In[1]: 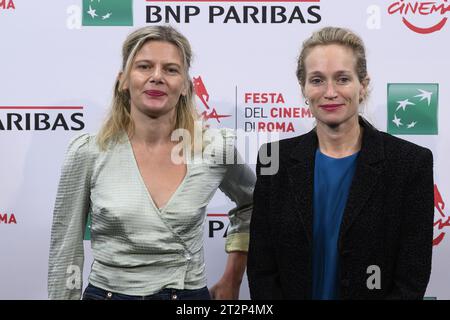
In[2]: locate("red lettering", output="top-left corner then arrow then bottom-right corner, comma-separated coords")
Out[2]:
301,108 -> 313,118
244,93 -> 252,103
388,1 -> 403,14
269,94 -> 275,103
258,122 -> 265,131
0,0 -> 15,9
243,93 -> 285,104
418,2 -> 434,15
0,214 -> 16,224
270,107 -> 307,118
260,94 -> 267,103
276,93 -> 284,103
269,107 -> 313,118
286,122 -> 294,132
389,1 -> 450,16
9,214 -> 17,224
405,2 -> 419,14
257,122 -> 295,132
431,3 -> 450,14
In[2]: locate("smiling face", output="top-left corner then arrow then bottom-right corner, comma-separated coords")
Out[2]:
303,44 -> 368,129
123,40 -> 187,119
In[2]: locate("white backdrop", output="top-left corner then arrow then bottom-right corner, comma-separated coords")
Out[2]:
0,0 -> 449,299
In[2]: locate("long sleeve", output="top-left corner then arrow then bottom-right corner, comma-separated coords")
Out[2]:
48,134 -> 94,300
217,129 -> 256,253
247,143 -> 283,299
386,148 -> 434,299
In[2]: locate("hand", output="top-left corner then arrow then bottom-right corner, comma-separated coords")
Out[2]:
209,251 -> 247,300
209,277 -> 240,300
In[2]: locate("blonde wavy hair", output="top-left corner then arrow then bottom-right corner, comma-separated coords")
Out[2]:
97,25 -> 199,150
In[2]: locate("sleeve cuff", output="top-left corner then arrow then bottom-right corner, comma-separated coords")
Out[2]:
225,232 -> 249,253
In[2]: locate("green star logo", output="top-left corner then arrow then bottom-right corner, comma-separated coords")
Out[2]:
82,0 -> 133,26
387,83 -> 438,135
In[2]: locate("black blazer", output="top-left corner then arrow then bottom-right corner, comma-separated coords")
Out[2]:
247,118 -> 434,299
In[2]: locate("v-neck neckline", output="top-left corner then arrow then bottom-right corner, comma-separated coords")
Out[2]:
125,134 -> 190,214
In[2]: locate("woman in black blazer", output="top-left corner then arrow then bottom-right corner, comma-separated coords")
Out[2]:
247,27 -> 434,300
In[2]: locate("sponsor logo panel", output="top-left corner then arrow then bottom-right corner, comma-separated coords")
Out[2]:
387,83 -> 438,135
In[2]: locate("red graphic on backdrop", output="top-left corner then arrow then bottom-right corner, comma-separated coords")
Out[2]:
193,76 -> 211,110
200,109 -> 231,123
433,184 -> 450,246
0,0 -> 15,10
388,1 -> 449,34
193,76 -> 231,123
0,213 -> 17,224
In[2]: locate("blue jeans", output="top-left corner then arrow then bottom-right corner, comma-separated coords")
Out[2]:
82,283 -> 211,300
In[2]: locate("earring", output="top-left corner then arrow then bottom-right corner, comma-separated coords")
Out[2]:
305,98 -> 309,106
359,94 -> 365,103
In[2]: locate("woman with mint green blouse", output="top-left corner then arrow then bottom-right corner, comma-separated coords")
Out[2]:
48,26 -> 255,300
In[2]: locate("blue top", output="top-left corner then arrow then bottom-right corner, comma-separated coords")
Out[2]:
312,149 -> 359,300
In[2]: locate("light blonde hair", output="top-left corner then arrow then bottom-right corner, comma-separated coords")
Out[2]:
97,25 -> 199,150
296,26 -> 370,103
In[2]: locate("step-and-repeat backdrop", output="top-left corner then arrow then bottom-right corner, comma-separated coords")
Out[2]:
1,0 -> 449,299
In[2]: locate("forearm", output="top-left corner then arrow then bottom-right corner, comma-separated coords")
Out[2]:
209,251 -> 247,300
222,251 -> 248,285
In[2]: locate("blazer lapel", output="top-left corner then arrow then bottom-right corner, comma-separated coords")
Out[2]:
339,120 -> 385,242
287,130 -> 318,246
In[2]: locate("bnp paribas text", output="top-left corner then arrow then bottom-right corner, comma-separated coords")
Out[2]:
146,5 -> 321,24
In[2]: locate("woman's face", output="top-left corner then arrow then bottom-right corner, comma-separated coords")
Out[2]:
303,44 -> 367,129
123,40 -> 187,119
